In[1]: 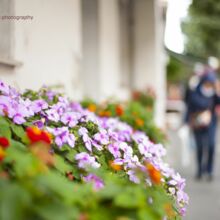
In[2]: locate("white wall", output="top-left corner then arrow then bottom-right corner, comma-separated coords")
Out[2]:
0,0 -> 82,99
98,0 -> 121,100
154,0 -> 167,127
81,0 -> 122,101
133,0 -> 166,126
81,0 -> 100,100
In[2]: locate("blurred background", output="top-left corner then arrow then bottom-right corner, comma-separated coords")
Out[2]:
0,0 -> 220,219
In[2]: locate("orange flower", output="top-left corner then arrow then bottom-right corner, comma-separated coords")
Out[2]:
104,111 -> 111,117
88,104 -> 97,112
115,105 -> 124,116
99,111 -> 105,117
109,160 -> 122,171
146,163 -> 161,184
0,137 -> 10,148
135,118 -> 144,127
0,147 -> 6,162
26,127 -> 52,144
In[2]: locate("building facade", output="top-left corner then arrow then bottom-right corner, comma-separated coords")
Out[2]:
0,0 -> 167,126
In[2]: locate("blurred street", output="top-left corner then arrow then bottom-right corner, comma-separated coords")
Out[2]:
167,121 -> 220,220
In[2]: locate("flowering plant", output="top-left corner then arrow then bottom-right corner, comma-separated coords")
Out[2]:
132,87 -> 156,110
81,100 -> 166,143
0,81 -> 188,219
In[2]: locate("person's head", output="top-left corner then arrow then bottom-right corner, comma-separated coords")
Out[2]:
199,73 -> 216,97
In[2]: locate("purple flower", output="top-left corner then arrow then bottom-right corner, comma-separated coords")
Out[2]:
113,158 -> 125,165
177,190 -> 189,205
67,133 -> 75,147
92,140 -> 103,151
108,130 -> 119,141
32,99 -> 48,113
119,142 -> 133,157
94,129 -> 109,145
47,127 -> 75,148
46,109 -> 60,122
51,102 -> 66,116
70,102 -> 84,112
132,131 -> 148,144
20,99 -> 35,117
149,143 -> 166,158
83,174 -> 104,190
0,81 -> 10,95
127,170 -> 140,184
138,143 -> 152,158
75,152 -> 100,169
13,113 -> 26,124
61,112 -> 78,127
46,90 -> 56,101
0,96 -> 12,116
33,119 -> 45,129
169,173 -> 186,190
179,207 -> 187,216
78,127 -> 92,151
108,143 -> 121,158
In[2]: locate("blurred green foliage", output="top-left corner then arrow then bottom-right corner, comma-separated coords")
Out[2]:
0,116 -> 179,220
166,55 -> 192,84
182,0 -> 220,58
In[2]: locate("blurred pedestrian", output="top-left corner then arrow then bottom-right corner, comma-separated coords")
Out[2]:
186,71 -> 220,180
184,63 -> 205,123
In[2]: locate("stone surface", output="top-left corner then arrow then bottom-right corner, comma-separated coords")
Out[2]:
167,125 -> 220,220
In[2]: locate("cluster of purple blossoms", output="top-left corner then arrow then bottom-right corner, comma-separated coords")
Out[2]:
83,173 -> 104,190
47,127 -> 75,148
0,81 -> 188,216
75,152 -> 100,169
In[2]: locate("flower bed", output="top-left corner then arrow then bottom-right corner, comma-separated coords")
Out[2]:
81,100 -> 166,144
0,81 -> 188,219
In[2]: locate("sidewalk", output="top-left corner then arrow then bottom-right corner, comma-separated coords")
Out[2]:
166,127 -> 220,220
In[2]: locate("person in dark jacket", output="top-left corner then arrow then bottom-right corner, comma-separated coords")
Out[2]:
187,72 -> 220,180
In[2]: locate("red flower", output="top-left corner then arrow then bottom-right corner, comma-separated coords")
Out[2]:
115,105 -> 124,116
0,137 -> 10,148
26,127 -> 52,144
26,127 -> 42,143
40,131 -> 52,144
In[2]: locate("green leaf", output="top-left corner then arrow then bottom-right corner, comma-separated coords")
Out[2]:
33,201 -> 79,220
0,181 -> 31,220
10,124 -> 28,143
54,155 -> 72,173
0,117 -> 11,138
97,154 -> 108,169
10,140 -> 27,151
138,208 -> 158,220
114,187 -> 145,208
